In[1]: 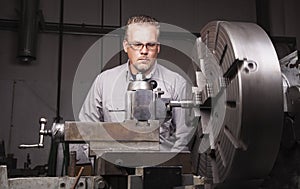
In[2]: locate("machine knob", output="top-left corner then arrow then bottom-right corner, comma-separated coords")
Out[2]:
39,117 -> 47,125
148,80 -> 157,89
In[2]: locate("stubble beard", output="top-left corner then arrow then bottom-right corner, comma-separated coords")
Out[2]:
132,59 -> 155,74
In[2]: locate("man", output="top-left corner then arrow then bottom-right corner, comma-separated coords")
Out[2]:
79,15 -> 194,151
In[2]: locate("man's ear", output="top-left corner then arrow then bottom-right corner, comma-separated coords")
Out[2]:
157,44 -> 160,53
123,40 -> 128,53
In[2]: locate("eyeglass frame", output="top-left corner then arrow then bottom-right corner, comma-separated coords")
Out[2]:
126,41 -> 160,51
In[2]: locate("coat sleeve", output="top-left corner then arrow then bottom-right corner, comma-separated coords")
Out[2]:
78,75 -> 104,122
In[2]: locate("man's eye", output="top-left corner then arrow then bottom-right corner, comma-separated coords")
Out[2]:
147,43 -> 156,47
133,44 -> 143,47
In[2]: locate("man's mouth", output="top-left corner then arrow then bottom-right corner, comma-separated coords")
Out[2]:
138,58 -> 150,62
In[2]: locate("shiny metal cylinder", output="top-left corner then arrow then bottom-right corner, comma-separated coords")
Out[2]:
192,21 -> 284,188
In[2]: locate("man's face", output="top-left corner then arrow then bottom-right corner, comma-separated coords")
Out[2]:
123,23 -> 160,75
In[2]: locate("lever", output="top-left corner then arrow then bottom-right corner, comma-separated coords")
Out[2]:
19,117 -> 52,149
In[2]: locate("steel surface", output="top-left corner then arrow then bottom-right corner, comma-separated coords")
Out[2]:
193,21 -> 283,188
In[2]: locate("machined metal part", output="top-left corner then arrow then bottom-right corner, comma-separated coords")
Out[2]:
126,78 -> 158,121
69,151 -> 77,177
96,151 -> 192,174
64,120 -> 159,142
286,86 -> 300,117
127,80 -> 153,91
126,89 -> 155,121
280,50 -> 300,114
0,165 -> 104,189
0,166 -> 9,189
126,79 -> 171,122
169,100 -> 195,108
192,21 -> 284,188
51,122 -> 65,142
64,120 -> 160,155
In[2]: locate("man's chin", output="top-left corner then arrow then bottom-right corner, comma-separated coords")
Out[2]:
132,61 -> 154,74
136,67 -> 149,74
135,64 -> 150,72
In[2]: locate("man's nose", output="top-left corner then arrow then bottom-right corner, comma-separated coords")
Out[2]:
140,45 -> 149,54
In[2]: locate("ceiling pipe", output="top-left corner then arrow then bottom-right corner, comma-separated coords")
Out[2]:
17,0 -> 41,63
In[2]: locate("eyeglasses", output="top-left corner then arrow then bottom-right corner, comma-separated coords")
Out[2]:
127,42 -> 160,51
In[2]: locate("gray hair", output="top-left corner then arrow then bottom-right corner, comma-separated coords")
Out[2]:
124,15 -> 160,40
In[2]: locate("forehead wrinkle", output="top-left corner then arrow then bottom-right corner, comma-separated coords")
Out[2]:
126,23 -> 159,42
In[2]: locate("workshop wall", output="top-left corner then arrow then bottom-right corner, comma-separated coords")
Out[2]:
0,0 -> 298,171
